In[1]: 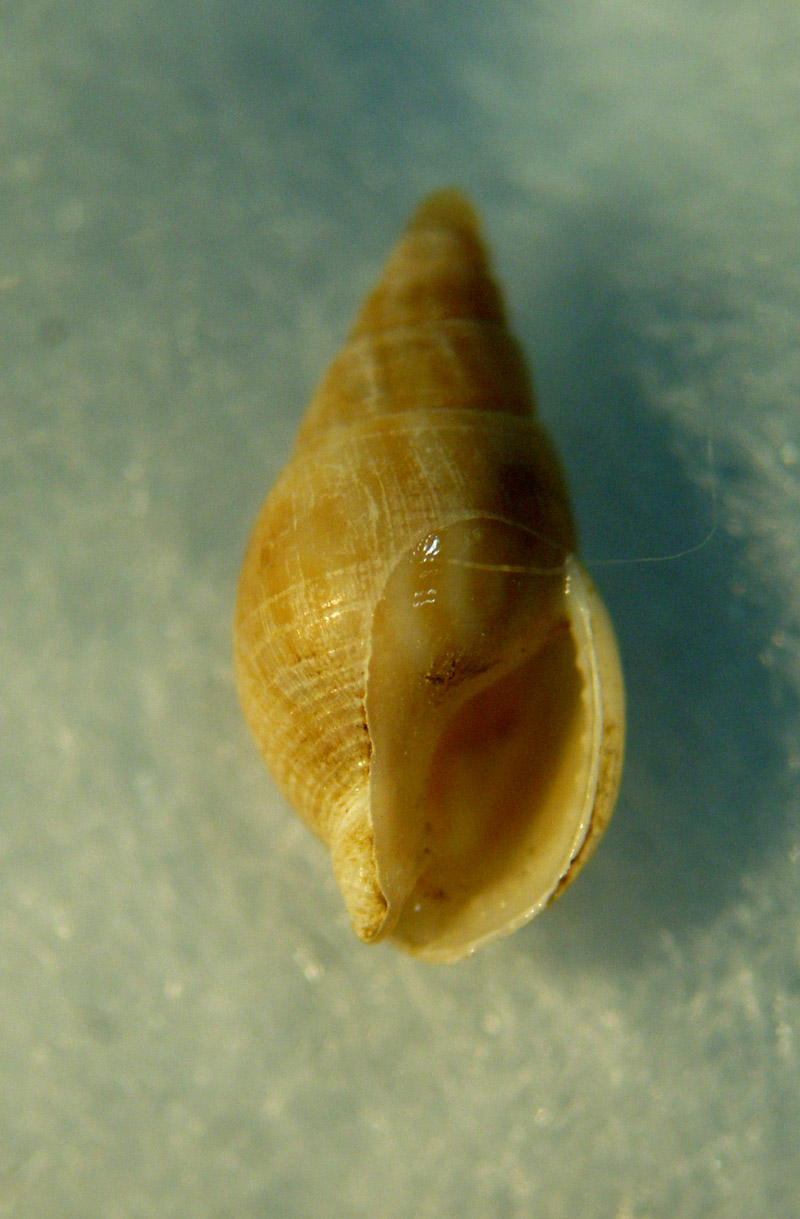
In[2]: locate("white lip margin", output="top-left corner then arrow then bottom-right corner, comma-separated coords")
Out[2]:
561,553 -> 604,869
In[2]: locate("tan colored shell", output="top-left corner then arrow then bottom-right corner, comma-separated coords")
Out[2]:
234,190 -> 624,962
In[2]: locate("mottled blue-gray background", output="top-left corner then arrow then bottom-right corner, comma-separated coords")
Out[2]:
2,2 -> 799,1215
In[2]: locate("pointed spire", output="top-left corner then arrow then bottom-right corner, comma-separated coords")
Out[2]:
349,188 -> 507,337
294,190 -> 532,451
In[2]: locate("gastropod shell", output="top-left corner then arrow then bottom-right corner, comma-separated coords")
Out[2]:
234,190 -> 624,961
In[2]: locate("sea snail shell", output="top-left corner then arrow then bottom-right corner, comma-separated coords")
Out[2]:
234,190 -> 625,962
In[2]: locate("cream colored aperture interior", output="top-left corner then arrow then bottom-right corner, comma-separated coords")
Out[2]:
366,518 -> 618,962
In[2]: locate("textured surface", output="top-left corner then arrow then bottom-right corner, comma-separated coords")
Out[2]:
2,0 -> 800,1214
